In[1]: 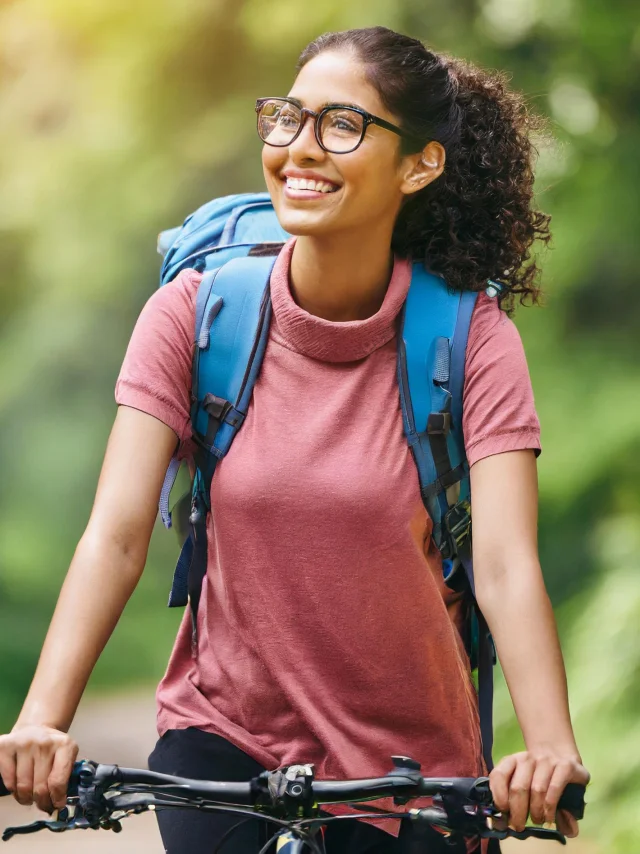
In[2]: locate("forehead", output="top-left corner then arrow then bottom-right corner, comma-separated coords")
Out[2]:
288,51 -> 390,118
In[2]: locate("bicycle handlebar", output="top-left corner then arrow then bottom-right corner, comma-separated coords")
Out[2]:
0,758 -> 588,847
0,761 -> 586,818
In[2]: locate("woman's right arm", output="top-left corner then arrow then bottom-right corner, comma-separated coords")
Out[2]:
0,405 -> 178,813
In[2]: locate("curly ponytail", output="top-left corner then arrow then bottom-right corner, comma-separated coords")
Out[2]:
298,28 -> 551,314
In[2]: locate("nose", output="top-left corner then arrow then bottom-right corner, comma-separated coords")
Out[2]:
288,110 -> 325,162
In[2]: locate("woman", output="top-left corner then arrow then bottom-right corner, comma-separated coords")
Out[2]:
0,26 -> 589,854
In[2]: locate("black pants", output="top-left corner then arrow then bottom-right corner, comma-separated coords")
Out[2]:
148,728 -> 471,854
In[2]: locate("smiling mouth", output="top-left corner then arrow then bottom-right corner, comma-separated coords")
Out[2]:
283,177 -> 340,194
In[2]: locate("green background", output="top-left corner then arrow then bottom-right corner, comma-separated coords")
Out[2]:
1,1 -> 639,850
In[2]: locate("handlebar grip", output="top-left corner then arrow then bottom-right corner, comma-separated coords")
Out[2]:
0,761 -> 86,799
557,783 -> 586,820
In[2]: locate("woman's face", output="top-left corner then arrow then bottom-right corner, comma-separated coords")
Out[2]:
261,51 -> 413,242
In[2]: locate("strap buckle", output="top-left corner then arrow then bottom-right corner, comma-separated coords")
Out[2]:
427,412 -> 451,435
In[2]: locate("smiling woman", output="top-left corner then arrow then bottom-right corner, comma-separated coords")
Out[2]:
262,28 -> 550,314
0,24 -> 588,854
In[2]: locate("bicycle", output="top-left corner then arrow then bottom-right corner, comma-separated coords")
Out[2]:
0,754 -> 586,852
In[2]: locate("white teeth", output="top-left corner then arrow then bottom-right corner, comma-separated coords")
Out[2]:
285,177 -> 338,193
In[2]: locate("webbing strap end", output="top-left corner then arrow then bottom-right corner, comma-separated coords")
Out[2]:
159,457 -> 182,530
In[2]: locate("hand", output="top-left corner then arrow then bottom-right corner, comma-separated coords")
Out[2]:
489,748 -> 590,837
0,725 -> 78,813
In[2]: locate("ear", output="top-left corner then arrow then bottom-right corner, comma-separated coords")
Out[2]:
399,141 -> 446,196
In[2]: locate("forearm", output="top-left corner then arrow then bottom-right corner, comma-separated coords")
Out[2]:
14,528 -> 148,733
477,565 -> 579,756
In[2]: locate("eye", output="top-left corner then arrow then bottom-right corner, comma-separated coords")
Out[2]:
278,108 -> 299,128
323,109 -> 363,137
334,117 -> 359,132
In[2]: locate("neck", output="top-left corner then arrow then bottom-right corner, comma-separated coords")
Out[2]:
289,231 -> 395,322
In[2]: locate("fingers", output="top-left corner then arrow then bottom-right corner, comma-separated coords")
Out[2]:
506,755 -> 535,832
49,739 -> 78,809
528,757 -> 554,825
33,748 -> 55,814
0,726 -> 78,812
489,751 -> 535,831
543,759 -> 578,826
14,750 -> 35,807
491,751 -> 590,837
0,737 -> 17,795
557,808 -> 579,838
489,752 -> 518,815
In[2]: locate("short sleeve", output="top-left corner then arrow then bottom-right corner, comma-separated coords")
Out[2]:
462,292 -> 541,468
115,269 -> 202,458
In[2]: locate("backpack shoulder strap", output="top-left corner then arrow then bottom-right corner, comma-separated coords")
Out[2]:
400,267 -> 498,773
167,254 -> 276,618
398,264 -> 478,559
191,254 -> 276,469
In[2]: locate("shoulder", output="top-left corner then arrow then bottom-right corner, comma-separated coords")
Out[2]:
461,292 -> 541,465
145,268 -> 202,320
464,290 -> 535,381
467,291 -> 520,357
132,268 -> 203,351
116,268 -> 204,449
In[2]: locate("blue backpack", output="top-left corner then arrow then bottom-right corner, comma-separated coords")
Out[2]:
157,192 -> 498,771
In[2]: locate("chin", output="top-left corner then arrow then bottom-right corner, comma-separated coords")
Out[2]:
274,206 -> 337,238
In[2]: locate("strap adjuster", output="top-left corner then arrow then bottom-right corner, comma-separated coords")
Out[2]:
440,500 -> 471,560
202,393 -> 245,429
427,412 -> 451,434
203,393 -> 232,422
445,500 -> 471,544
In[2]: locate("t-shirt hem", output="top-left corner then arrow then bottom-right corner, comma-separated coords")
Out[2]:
466,428 -> 541,468
156,711 -> 281,770
115,380 -> 192,446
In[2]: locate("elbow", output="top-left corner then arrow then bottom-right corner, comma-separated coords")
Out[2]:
473,554 -> 547,616
79,519 -> 150,575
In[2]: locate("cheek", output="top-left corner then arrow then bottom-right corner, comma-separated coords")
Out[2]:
262,145 -> 285,186
262,145 -> 287,175
261,147 -> 288,217
343,151 -> 401,209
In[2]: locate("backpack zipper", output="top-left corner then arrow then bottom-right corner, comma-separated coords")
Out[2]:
234,287 -> 271,408
397,334 -> 418,437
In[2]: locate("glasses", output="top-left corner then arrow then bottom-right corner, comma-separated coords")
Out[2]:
255,97 -> 414,154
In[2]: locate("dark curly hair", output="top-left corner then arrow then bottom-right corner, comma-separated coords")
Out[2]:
298,27 -> 551,313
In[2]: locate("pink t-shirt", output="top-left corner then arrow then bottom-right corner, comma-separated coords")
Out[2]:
116,238 -> 540,830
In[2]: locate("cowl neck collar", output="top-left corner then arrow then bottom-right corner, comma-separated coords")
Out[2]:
269,238 -> 412,363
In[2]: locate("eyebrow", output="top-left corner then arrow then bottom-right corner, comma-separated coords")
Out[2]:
286,96 -> 365,111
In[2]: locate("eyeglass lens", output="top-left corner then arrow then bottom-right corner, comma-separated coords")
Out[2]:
258,99 -> 365,153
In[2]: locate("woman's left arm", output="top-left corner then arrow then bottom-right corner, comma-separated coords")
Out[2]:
470,448 -> 590,835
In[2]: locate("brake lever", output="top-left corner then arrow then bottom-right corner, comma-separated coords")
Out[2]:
2,806 -> 124,842
2,819 -> 71,841
482,824 -> 567,845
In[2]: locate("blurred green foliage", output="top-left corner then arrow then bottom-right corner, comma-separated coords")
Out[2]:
1,0 -> 639,850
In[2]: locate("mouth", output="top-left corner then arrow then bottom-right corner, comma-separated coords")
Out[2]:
280,174 -> 341,200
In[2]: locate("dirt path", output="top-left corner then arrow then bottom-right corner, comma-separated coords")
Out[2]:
0,690 -> 596,853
